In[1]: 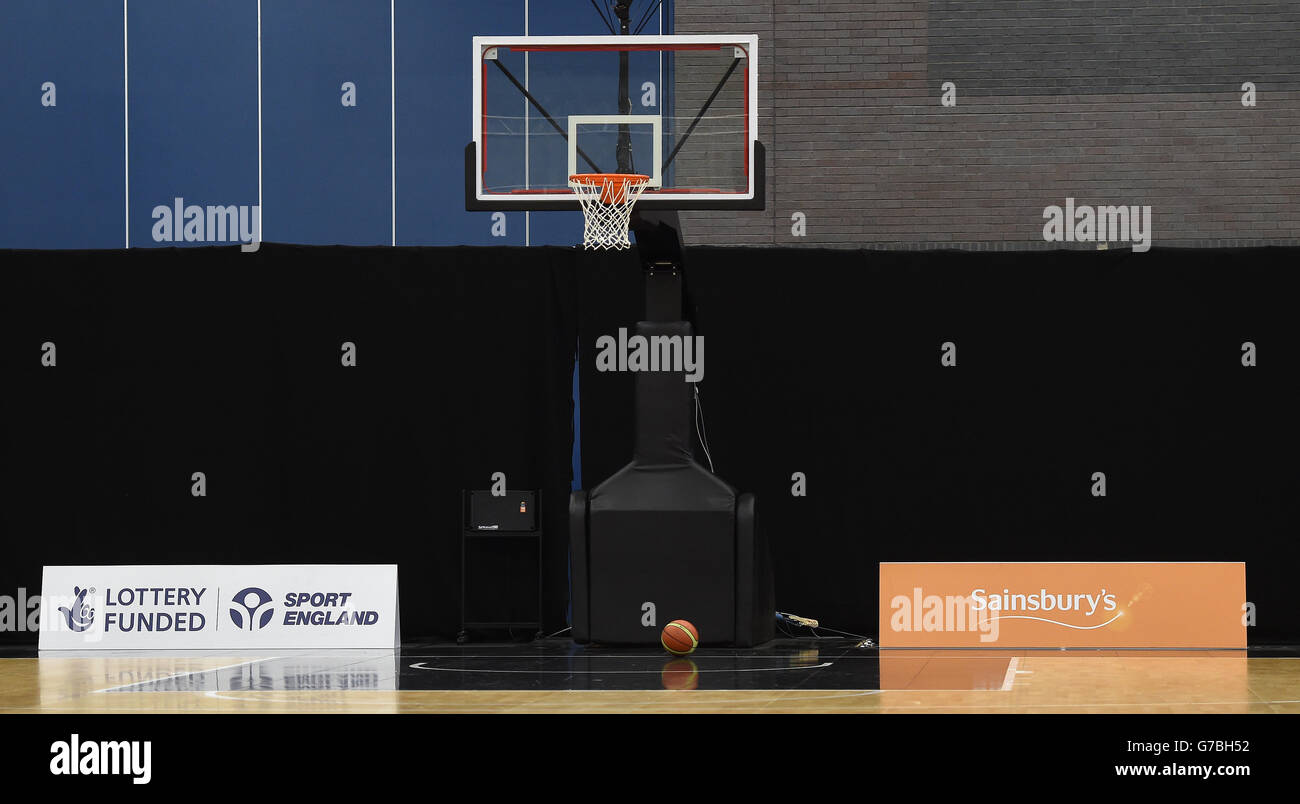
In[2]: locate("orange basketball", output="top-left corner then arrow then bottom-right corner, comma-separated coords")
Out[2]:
661,619 -> 699,655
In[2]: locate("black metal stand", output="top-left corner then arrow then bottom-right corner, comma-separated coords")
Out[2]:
631,208 -> 687,321
458,490 -> 544,643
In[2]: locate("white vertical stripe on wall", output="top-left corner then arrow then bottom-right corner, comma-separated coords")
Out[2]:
257,0 -> 263,242
123,1 -> 130,247
391,0 -> 396,246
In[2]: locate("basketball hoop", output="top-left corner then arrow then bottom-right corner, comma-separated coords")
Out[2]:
569,173 -> 651,250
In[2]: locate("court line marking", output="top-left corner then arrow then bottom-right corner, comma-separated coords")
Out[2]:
172,692 -> 1299,711
1000,656 -> 1019,691
399,653 -> 852,659
21,650 -> 396,658
94,657 -> 281,694
864,699 -> 1292,710
392,652 -> 1300,657
195,688 -> 883,707
408,661 -> 833,674
13,693 -> 1299,714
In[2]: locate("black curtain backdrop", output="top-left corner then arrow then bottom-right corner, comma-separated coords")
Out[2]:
3,244 -> 1297,644
577,246 -> 1300,645
0,244 -> 588,642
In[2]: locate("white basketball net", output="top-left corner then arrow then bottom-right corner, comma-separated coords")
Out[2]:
568,174 -> 651,251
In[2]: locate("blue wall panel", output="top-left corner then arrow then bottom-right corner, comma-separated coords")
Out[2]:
127,0 -> 259,248
263,0 -> 391,246
397,0 -> 526,246
0,0 -> 672,249
0,1 -> 126,249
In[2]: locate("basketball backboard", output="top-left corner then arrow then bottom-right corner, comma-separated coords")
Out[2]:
466,35 -> 762,211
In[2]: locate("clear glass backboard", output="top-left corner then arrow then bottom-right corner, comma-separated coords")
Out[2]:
467,35 -> 761,211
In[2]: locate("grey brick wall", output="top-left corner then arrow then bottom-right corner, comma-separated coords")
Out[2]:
674,0 -> 1300,248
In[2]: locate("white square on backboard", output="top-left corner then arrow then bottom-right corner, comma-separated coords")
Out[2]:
567,115 -> 662,188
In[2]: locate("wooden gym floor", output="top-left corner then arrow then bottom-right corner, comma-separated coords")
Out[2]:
2,640 -> 1298,714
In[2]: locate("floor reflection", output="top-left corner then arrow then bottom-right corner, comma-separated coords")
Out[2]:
28,640 -> 1258,696
94,653 -> 401,693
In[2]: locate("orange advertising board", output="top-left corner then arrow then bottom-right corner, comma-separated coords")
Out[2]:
879,562 -> 1246,649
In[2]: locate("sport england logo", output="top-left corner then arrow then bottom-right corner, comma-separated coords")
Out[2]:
229,587 -> 274,630
58,586 -> 95,633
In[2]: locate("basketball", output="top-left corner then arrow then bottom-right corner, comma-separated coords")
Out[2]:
661,619 -> 700,655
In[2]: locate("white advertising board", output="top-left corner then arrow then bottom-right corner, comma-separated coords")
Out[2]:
38,565 -> 400,650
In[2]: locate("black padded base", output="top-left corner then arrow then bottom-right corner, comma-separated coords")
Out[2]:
570,320 -> 775,648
